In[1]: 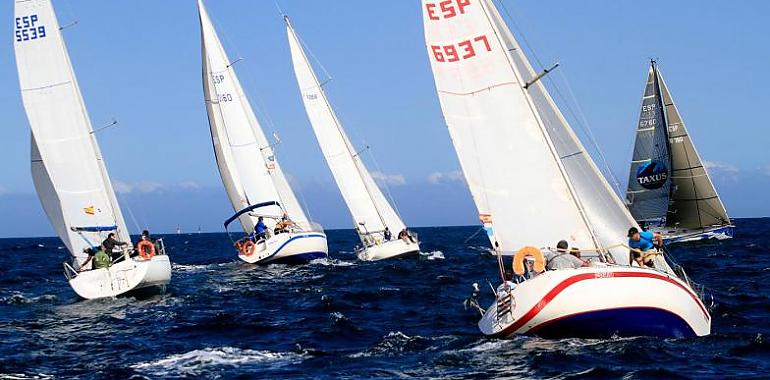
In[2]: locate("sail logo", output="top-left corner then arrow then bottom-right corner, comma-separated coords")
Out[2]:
83,206 -> 96,215
636,160 -> 668,189
265,155 -> 276,170
15,15 -> 46,42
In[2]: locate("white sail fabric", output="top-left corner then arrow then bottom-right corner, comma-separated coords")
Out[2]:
422,0 -> 637,260
482,0 -> 638,259
286,17 -> 405,236
198,1 -> 310,232
15,0 -> 131,262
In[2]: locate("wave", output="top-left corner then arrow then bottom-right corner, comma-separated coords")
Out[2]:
131,347 -> 304,377
1,292 -> 58,305
351,331 -> 454,358
420,250 -> 445,260
0,374 -> 54,380
309,257 -> 356,267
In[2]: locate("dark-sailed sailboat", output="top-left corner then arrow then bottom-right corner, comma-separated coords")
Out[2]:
625,60 -> 734,244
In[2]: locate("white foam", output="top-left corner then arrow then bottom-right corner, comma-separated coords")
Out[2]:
132,347 -> 304,377
309,258 -> 355,267
0,373 -> 54,380
420,250 -> 445,260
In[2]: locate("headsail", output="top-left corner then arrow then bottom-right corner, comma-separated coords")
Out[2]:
14,0 -> 131,262
285,17 -> 405,236
198,1 -> 310,232
657,68 -> 731,229
422,0 -> 637,260
625,62 -> 672,224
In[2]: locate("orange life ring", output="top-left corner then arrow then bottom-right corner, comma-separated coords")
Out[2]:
512,246 -> 545,275
239,240 -> 256,257
137,240 -> 156,259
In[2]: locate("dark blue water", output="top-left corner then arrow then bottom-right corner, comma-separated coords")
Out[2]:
1,218 -> 768,379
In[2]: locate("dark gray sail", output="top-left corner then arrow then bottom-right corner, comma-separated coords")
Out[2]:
656,69 -> 731,229
625,62 -> 672,223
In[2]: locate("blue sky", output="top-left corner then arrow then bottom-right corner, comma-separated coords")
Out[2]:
1,1 -> 768,238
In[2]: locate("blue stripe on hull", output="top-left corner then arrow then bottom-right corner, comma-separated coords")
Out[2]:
664,225 -> 735,244
266,251 -> 327,265
531,307 -> 696,339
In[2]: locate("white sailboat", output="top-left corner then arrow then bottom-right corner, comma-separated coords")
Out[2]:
625,61 -> 734,244
198,1 -> 328,264
285,16 -> 420,261
13,0 -> 171,299
422,0 -> 709,337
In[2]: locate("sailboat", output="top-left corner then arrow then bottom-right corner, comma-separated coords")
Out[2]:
422,0 -> 710,337
625,61 -> 734,244
285,16 -> 420,261
198,1 -> 328,264
13,0 -> 171,299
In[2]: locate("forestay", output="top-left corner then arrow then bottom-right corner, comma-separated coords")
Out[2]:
198,1 -> 310,232
625,63 -> 672,223
286,17 -> 405,236
422,0 -> 637,260
657,68 -> 730,229
14,0 -> 130,263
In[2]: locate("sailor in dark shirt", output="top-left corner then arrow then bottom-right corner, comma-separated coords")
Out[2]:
102,232 -> 128,261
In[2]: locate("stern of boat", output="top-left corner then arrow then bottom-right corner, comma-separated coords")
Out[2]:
357,238 -> 420,261
479,266 -> 711,339
238,232 -> 328,264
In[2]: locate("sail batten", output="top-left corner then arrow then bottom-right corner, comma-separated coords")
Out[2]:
198,1 -> 310,233
15,0 -> 131,262
286,17 -> 405,236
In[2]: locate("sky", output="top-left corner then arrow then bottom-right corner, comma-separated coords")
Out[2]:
1,1 -> 768,238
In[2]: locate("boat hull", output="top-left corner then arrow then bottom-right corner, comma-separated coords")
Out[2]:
68,255 -> 172,300
656,225 -> 734,245
478,266 -> 711,339
238,232 -> 328,264
357,239 -> 420,261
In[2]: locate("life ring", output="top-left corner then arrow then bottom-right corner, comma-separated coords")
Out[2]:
512,246 -> 545,275
239,240 -> 256,257
137,240 -> 156,259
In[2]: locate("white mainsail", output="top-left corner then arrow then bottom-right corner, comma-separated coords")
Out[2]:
198,0 -> 310,233
422,0 -> 637,260
286,17 -> 405,237
15,0 -> 131,263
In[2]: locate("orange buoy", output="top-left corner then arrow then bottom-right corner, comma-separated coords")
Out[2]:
512,246 -> 545,275
137,240 -> 156,259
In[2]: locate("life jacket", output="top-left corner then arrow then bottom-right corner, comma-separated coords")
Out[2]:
93,249 -> 111,269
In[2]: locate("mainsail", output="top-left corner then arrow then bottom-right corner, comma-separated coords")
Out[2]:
14,0 -> 131,263
198,1 -> 310,232
657,67 -> 731,229
625,62 -> 730,230
625,63 -> 672,223
422,0 -> 637,261
285,17 -> 406,237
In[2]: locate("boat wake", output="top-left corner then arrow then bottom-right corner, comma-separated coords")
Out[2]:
131,347 -> 305,377
420,250 -> 445,260
309,257 -> 356,267
351,331 -> 453,358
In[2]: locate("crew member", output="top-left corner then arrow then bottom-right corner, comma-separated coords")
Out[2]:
627,227 -> 663,267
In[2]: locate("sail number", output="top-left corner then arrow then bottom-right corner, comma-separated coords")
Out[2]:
430,35 -> 491,63
426,0 -> 472,20
15,15 -> 46,42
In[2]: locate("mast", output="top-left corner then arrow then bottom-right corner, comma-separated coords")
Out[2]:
14,0 -> 131,263
286,16 -> 406,236
198,0 -> 310,232
655,65 -> 731,229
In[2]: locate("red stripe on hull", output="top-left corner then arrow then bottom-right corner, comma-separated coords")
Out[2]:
490,270 -> 708,338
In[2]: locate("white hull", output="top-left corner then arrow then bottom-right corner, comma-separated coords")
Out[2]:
68,255 -> 172,300
238,232 -> 328,264
357,239 -> 420,261
651,225 -> 735,245
479,266 -> 711,338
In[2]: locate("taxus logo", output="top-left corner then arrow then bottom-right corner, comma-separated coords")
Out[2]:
636,160 -> 668,189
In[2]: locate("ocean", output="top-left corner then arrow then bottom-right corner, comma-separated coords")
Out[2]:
1,218 -> 768,379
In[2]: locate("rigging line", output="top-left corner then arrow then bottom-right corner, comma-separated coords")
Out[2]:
554,69 -> 624,196
118,192 -> 142,236
365,144 -> 403,221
